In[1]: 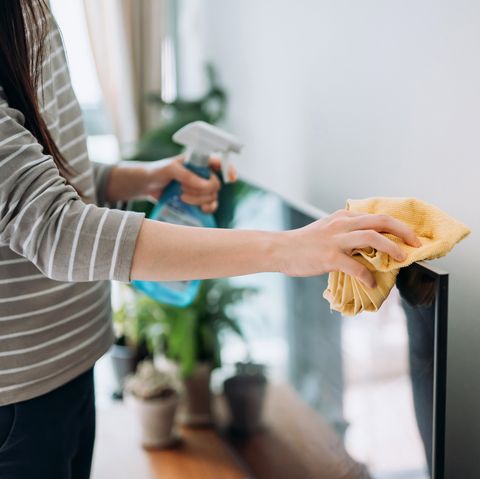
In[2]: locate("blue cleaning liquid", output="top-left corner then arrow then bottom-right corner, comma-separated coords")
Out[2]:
132,163 -> 216,307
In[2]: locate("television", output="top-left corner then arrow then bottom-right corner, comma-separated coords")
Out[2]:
215,179 -> 448,479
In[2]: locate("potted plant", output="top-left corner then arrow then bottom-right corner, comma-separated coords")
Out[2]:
111,291 -> 166,398
146,279 -> 258,426
223,361 -> 268,436
125,361 -> 181,449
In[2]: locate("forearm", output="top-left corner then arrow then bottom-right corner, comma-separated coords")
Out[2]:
130,211 -> 420,287
105,162 -> 150,203
131,219 -> 284,281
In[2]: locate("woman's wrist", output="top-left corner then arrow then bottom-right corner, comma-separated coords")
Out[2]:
263,230 -> 290,275
106,163 -> 151,203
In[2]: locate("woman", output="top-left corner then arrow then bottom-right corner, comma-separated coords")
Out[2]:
0,1 -> 420,478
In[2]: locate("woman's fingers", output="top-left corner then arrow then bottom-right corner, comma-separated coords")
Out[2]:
181,174 -> 221,204
336,255 -> 376,288
169,156 -> 235,209
170,162 -> 211,189
347,214 -> 421,247
170,161 -> 221,194
342,230 -> 407,262
209,156 -> 238,182
227,164 -> 238,182
181,193 -> 217,206
201,201 -> 218,213
208,156 -> 222,171
181,179 -> 220,197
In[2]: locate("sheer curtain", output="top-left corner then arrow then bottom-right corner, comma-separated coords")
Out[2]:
83,0 -> 168,154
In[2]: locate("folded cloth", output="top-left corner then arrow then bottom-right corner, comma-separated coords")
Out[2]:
323,197 -> 470,316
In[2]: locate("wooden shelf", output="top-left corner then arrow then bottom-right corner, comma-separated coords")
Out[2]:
92,401 -> 250,479
214,382 -> 367,479
92,382 -> 364,479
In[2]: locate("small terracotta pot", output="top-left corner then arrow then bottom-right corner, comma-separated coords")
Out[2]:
126,392 -> 180,449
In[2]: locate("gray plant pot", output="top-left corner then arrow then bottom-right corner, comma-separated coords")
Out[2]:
224,372 -> 267,435
110,344 -> 138,394
179,362 -> 213,427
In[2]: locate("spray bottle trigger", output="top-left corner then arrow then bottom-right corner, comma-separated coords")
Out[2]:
221,151 -> 233,184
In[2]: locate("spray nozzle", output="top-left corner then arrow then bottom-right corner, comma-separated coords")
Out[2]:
173,121 -> 243,183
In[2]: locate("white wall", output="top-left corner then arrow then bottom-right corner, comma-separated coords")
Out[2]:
178,1 -> 479,476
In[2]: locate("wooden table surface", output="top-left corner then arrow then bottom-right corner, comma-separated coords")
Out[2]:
92,383 -> 363,479
216,383 -> 367,479
92,400 -> 250,479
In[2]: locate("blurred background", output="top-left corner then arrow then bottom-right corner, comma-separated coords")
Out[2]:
50,1 -> 478,478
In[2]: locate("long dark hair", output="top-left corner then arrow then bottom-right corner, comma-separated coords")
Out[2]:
0,0 -> 75,185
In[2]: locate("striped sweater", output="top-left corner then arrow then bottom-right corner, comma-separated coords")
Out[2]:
0,12 -> 145,405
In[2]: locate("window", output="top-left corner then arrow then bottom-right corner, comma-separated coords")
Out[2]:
50,0 -> 120,165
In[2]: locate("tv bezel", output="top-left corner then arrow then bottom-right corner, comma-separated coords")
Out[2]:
412,260 -> 448,479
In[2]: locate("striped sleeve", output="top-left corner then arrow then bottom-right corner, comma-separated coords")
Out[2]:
0,105 -> 145,283
91,161 -> 114,207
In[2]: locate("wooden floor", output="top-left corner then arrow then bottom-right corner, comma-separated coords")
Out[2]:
92,401 -> 250,479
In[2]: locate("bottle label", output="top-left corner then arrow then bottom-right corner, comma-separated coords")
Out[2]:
155,198 -> 203,227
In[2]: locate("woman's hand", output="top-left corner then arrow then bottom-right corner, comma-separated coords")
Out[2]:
106,156 -> 237,211
277,209 -> 421,288
143,156 -> 237,213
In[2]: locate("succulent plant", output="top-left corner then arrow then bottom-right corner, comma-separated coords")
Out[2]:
125,361 -> 180,400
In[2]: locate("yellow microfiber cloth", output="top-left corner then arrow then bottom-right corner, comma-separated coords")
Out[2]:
323,197 -> 471,316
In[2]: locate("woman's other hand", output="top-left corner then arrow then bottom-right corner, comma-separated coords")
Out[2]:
143,156 -> 237,213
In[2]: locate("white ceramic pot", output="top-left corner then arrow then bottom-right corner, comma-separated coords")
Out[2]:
127,392 -> 180,449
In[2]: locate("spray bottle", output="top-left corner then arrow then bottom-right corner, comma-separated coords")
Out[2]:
132,121 -> 243,307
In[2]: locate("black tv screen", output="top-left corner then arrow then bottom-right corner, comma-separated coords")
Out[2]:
216,179 -> 448,479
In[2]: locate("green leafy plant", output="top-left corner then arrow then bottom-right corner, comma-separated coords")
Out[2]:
142,279 -> 258,378
113,293 -> 166,352
114,279 -> 258,378
130,64 -> 227,164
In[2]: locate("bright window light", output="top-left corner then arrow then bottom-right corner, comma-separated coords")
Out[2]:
49,0 -> 102,107
50,0 -> 119,164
